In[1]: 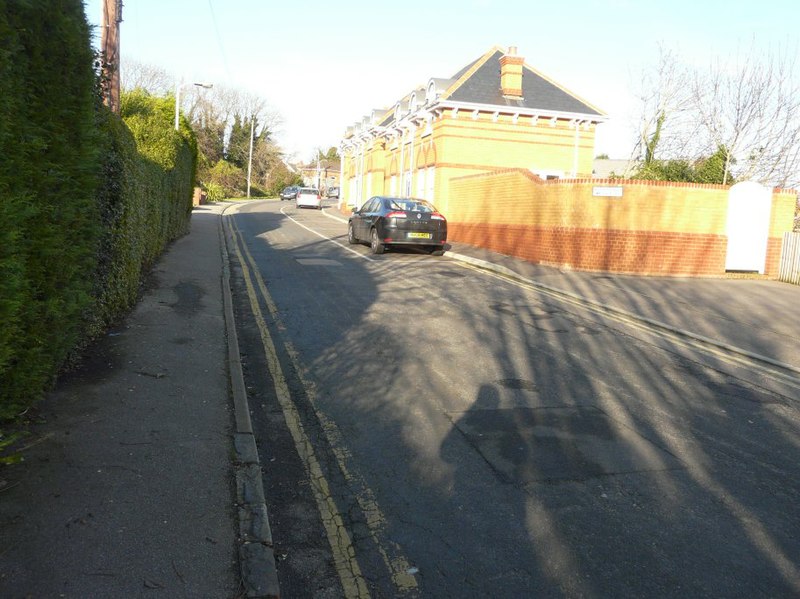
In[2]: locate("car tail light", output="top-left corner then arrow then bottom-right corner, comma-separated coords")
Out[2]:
431,212 -> 445,220
385,211 -> 407,219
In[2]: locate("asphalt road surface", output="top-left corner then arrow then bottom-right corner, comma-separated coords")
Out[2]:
225,199 -> 800,598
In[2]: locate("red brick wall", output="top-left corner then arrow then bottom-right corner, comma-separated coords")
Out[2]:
765,237 -> 784,277
449,223 -> 728,276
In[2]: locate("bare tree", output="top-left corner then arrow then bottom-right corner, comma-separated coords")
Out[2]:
121,57 -> 173,95
631,45 -> 696,169
630,42 -> 800,188
690,41 -> 800,187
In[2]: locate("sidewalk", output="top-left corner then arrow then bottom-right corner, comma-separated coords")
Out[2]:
0,204 -> 266,597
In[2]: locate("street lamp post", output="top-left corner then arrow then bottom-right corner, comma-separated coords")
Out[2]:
175,81 -> 213,131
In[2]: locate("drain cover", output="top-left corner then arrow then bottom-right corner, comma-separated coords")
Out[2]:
295,258 -> 342,266
451,406 -> 681,483
495,378 -> 538,392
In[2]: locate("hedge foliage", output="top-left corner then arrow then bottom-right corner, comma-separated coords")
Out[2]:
91,91 -> 197,336
0,2 -> 197,420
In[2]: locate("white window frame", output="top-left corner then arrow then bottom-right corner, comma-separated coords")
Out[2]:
416,168 -> 426,198
425,167 -> 435,201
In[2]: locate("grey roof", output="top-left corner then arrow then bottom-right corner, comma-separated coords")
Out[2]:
350,48 -> 603,137
446,49 -> 603,116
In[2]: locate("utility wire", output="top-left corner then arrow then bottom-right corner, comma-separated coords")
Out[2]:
207,0 -> 233,83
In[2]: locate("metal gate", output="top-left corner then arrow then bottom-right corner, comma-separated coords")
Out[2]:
725,181 -> 772,273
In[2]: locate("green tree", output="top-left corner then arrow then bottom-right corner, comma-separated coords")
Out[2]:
318,146 -> 340,161
632,146 -> 733,184
206,159 -> 246,197
693,146 -> 733,185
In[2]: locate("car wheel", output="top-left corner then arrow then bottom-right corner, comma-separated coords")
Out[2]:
431,248 -> 445,256
348,223 -> 357,244
370,228 -> 385,255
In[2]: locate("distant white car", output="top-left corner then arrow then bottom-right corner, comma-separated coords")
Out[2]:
296,187 -> 322,210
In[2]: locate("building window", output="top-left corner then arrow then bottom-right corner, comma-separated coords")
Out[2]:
390,175 -> 397,195
349,178 -> 357,207
427,80 -> 436,103
426,167 -> 435,201
416,168 -> 425,198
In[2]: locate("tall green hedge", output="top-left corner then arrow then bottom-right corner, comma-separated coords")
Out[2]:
0,0 -> 101,415
90,91 -> 197,335
0,2 -> 197,420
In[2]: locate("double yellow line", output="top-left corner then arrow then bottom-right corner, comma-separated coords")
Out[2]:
224,211 -> 419,598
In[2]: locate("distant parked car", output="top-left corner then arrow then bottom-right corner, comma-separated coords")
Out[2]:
348,196 -> 447,255
280,186 -> 299,201
296,187 -> 322,210
327,186 -> 340,199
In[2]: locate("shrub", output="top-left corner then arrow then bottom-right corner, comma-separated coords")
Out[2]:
206,159 -> 246,198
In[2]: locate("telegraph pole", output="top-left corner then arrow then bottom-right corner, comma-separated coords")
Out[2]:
246,118 -> 255,198
101,0 -> 122,113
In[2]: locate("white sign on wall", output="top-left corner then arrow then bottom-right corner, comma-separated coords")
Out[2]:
592,186 -> 623,197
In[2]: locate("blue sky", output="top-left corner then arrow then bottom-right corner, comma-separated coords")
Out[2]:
84,0 -> 799,161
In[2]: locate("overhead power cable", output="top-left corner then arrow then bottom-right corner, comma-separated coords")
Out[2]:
207,0 -> 233,83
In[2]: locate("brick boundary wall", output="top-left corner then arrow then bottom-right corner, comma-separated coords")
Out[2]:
447,169 -> 796,277
448,223 -> 728,276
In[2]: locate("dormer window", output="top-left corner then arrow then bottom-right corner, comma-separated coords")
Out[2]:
409,92 -> 417,113
426,80 -> 436,103
394,102 -> 402,123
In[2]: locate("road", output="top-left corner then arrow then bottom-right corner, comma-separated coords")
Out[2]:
224,199 -> 800,598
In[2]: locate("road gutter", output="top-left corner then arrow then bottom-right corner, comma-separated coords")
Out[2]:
219,204 -> 280,599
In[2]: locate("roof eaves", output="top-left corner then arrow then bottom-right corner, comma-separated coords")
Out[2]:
438,99 -> 608,123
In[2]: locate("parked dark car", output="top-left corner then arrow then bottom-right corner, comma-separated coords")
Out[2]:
280,185 -> 299,201
327,186 -> 340,199
348,196 -> 447,255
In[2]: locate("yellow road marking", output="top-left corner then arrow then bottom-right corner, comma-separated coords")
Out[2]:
228,214 -> 420,594
225,216 -> 371,599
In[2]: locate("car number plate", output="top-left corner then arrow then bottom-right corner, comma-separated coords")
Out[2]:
408,232 -> 432,239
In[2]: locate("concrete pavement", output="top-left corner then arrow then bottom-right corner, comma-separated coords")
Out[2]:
0,202 -> 277,598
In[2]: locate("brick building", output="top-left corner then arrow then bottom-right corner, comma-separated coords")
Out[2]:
339,46 -> 606,213
338,45 -> 796,276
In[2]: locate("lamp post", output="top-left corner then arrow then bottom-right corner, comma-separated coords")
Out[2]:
175,81 -> 213,131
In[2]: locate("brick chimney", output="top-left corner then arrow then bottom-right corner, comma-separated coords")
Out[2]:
500,46 -> 525,98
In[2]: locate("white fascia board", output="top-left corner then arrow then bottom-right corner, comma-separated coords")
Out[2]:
435,100 -> 609,124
